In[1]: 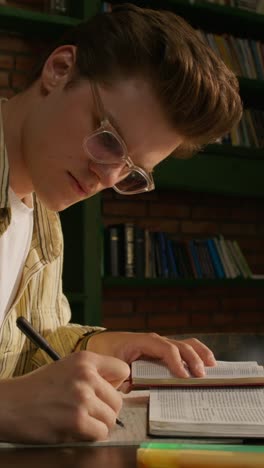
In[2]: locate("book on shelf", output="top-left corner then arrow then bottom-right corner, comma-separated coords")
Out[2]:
104,224 -> 122,277
104,225 -> 255,281
131,359 -> 264,439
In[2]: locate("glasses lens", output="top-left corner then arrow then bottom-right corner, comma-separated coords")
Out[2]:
115,170 -> 149,194
85,131 -> 124,164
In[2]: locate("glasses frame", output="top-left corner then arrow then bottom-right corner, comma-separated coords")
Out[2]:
83,82 -> 155,195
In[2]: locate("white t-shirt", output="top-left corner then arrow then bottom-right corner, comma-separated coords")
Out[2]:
0,188 -> 33,327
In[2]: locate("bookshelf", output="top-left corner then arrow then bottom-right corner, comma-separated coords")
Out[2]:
3,0 -> 262,325
0,1 -> 99,36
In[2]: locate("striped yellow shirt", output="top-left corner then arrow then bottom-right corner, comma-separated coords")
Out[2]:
0,100 -> 104,378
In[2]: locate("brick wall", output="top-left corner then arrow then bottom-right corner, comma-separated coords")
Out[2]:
102,189 -> 264,334
0,32 -> 46,97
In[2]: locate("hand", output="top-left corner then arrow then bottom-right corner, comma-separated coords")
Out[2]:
0,351 -> 129,443
87,332 -> 217,380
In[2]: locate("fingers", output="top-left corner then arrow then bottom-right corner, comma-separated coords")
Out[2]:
124,333 -> 216,378
94,352 -> 130,388
179,338 -> 217,366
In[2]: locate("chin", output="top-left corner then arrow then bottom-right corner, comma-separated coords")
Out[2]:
37,195 -> 75,212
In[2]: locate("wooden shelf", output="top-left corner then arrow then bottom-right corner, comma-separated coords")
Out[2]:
155,145 -> 264,197
103,277 -> 264,287
0,4 -> 80,37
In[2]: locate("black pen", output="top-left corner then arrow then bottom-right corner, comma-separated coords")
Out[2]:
16,316 -> 125,428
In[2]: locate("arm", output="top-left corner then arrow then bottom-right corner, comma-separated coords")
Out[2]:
85,331 -> 217,379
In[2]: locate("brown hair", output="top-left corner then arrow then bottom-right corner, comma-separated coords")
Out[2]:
31,3 -> 242,158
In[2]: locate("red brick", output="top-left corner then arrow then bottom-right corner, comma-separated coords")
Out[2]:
220,223 -> 257,236
0,71 -> 9,87
0,54 -> 14,69
0,36 -> 34,53
102,314 -> 146,330
230,206 -> 260,222
258,224 -> 264,235
102,300 -> 134,316
149,203 -> 190,218
238,311 -> 264,324
246,253 -> 264,266
181,221 -> 218,235
239,238 -> 264,251
135,300 -> 179,314
192,206 -> 230,220
148,312 -> 189,330
103,201 -> 146,217
104,287 -> 147,299
190,312 -> 211,326
222,296 -> 264,313
0,88 -> 15,98
11,71 -> 29,90
213,312 -> 235,326
15,55 -> 36,72
181,297 -> 219,313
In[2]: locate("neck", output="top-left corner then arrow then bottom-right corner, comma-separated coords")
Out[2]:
1,90 -> 34,200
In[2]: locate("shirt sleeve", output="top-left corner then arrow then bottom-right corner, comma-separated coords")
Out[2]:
29,294 -> 106,370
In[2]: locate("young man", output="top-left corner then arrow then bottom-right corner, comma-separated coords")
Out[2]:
0,4 -> 242,443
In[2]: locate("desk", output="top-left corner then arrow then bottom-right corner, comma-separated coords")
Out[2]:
2,333 -> 264,468
1,446 -> 137,468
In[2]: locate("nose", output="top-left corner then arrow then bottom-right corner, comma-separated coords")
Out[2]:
88,161 -> 126,188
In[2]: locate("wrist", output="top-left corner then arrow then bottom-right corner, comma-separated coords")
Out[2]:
74,329 -> 107,352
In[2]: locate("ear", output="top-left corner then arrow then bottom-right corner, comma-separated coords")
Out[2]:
40,45 -> 77,93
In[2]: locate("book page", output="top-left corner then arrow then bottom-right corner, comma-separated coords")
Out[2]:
132,359 -> 264,380
150,387 -> 264,425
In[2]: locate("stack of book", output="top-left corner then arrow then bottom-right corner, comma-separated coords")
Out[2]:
104,224 -> 254,280
131,358 -> 264,439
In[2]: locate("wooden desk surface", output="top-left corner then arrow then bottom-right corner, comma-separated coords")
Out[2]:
2,333 -> 264,467
1,446 -> 137,468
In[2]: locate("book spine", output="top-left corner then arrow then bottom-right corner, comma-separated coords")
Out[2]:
134,226 -> 145,278
157,232 -> 169,278
153,232 -> 162,277
233,240 -> 253,278
226,239 -> 244,277
207,238 -> 226,278
166,237 -> 179,278
124,223 -> 135,278
171,240 -> 189,278
182,240 -> 198,278
193,240 -> 214,278
189,240 -> 203,278
219,236 -> 239,278
144,229 -> 152,278
213,237 -> 232,278
104,225 -> 121,277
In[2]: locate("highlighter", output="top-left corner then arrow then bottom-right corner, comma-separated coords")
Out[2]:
137,443 -> 264,468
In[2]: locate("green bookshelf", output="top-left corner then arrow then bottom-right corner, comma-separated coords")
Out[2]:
0,0 -> 100,37
103,277 -> 264,288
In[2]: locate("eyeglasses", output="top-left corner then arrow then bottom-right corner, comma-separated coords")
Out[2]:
82,83 -> 155,195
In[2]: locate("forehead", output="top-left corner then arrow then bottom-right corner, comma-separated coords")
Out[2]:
97,79 -> 183,170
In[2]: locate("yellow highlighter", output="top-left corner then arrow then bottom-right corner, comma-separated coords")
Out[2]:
137,443 -> 264,468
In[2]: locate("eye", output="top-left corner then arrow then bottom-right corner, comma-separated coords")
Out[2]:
100,131 -> 123,157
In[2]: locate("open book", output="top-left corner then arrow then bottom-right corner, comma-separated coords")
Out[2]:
149,387 -> 264,438
131,359 -> 264,387
131,360 -> 264,438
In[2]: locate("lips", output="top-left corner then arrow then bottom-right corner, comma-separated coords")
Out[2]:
68,172 -> 89,196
